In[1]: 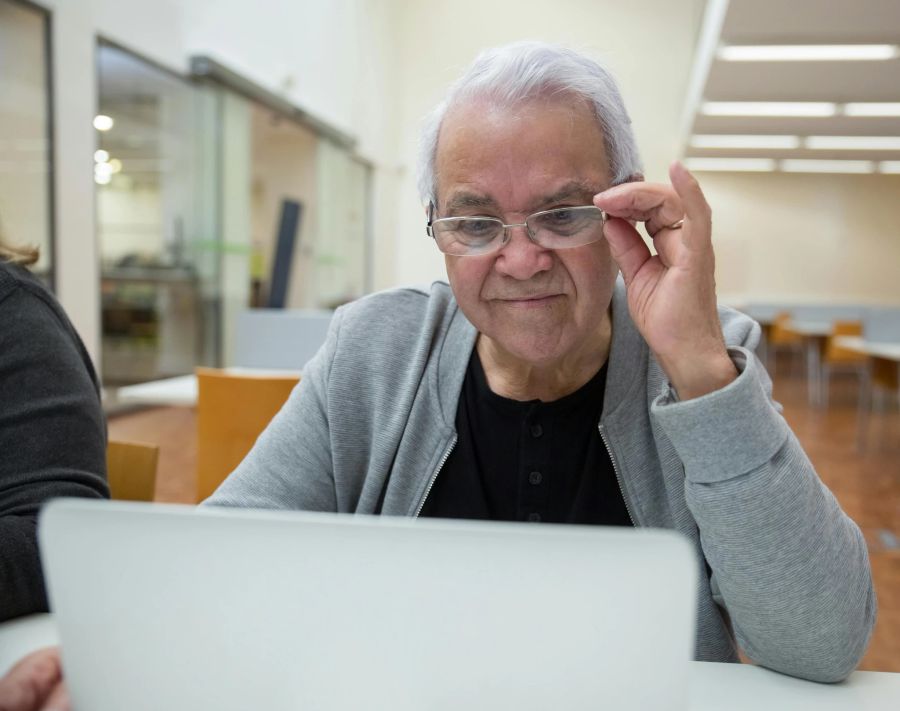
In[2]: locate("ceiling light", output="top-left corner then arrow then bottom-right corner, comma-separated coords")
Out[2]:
93,115 -> 114,131
879,162 -> 900,174
780,159 -> 874,174
717,45 -> 899,61
94,149 -> 109,163
108,158 -> 123,174
94,172 -> 111,185
683,158 -> 776,172
690,135 -> 800,149
701,102 -> 837,117
805,136 -> 900,150
843,103 -> 900,117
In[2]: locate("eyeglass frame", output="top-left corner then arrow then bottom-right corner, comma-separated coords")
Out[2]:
425,202 -> 607,257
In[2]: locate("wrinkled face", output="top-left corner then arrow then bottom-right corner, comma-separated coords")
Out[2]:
434,97 -> 619,367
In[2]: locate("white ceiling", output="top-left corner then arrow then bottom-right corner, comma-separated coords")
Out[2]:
684,0 -> 900,165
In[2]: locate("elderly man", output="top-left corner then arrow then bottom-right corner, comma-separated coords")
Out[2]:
207,42 -> 875,682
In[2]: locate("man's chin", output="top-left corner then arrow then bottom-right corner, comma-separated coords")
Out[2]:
479,331 -> 572,369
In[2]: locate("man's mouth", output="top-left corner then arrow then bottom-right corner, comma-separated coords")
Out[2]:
497,294 -> 561,306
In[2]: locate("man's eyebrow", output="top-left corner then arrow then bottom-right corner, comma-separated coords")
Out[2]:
534,181 -> 601,208
442,193 -> 498,214
441,180 -> 602,215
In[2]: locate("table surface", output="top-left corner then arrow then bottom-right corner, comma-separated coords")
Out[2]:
114,367 -> 302,407
2,614 -> 897,708
785,321 -> 833,337
834,336 -> 900,361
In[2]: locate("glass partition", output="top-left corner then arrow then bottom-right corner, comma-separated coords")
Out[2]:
96,43 -> 220,385
248,105 -> 369,311
0,0 -> 53,281
96,43 -> 372,382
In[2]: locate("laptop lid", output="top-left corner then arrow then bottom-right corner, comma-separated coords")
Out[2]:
39,499 -> 697,711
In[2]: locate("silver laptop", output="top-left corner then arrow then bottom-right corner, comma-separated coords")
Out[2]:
39,499 -> 697,711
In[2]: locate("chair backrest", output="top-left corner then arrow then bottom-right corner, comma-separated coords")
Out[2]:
107,440 -> 159,502
195,367 -> 301,502
769,312 -> 802,346
824,320 -> 865,365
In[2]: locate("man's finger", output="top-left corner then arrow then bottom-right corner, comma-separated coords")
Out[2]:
669,161 -> 712,248
594,183 -> 683,236
602,217 -> 652,286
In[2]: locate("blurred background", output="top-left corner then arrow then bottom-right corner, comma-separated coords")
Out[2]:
2,0 -> 898,381
1,0 -> 898,669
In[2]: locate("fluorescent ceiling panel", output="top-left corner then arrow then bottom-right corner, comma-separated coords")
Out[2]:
684,157 -> 776,172
805,136 -> 900,150
780,159 -> 874,173
701,102 -> 837,117
690,134 -> 800,149
879,161 -> 900,173
843,103 -> 900,117
717,44 -> 899,61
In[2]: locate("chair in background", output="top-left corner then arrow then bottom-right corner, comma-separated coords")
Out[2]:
107,440 -> 159,501
857,356 -> 900,452
767,312 -> 804,377
819,320 -> 866,407
195,367 -> 301,502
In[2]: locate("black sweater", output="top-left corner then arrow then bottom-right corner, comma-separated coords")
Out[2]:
0,260 -> 109,621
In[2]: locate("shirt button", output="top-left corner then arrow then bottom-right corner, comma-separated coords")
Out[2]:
530,424 -> 543,438
527,512 -> 542,523
528,470 -> 543,485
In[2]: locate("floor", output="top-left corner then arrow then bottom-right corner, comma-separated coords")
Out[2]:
108,365 -> 900,672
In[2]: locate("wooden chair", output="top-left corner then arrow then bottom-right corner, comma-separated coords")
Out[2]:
767,312 -> 804,377
107,440 -> 159,501
820,320 -> 865,407
195,367 -> 301,503
858,356 -> 900,452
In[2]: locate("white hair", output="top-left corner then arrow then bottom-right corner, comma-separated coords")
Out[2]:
416,41 -> 643,206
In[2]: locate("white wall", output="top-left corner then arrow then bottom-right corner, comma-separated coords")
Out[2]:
702,171 -> 900,305
388,0 -> 705,287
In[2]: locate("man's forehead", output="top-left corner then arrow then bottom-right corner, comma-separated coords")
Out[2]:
441,180 -> 602,213
433,98 -> 611,212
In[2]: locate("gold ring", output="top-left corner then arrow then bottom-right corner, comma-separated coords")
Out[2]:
666,219 -> 685,230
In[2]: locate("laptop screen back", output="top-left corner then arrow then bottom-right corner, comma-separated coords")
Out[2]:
40,500 -> 697,711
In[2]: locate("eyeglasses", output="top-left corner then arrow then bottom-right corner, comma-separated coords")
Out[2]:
426,204 -> 606,257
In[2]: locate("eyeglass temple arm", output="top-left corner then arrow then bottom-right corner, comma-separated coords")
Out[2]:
425,202 -> 435,237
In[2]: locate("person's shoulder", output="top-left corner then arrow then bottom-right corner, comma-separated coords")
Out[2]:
0,260 -> 57,313
323,281 -> 461,371
335,281 -> 455,328
0,260 -> 71,327
0,259 -> 32,302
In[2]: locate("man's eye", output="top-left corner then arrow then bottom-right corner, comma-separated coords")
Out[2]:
545,209 -> 575,224
460,219 -> 497,237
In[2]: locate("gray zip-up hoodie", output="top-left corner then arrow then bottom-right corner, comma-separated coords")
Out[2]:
207,279 -> 875,683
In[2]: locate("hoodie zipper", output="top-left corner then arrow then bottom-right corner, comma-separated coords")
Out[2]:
413,436 -> 458,518
598,424 -> 636,526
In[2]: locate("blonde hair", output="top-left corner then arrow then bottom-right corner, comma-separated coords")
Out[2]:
0,236 -> 40,267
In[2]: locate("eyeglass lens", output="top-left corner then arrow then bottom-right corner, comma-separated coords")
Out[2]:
431,206 -> 604,256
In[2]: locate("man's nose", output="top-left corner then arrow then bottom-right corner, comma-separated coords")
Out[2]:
493,224 -> 553,280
